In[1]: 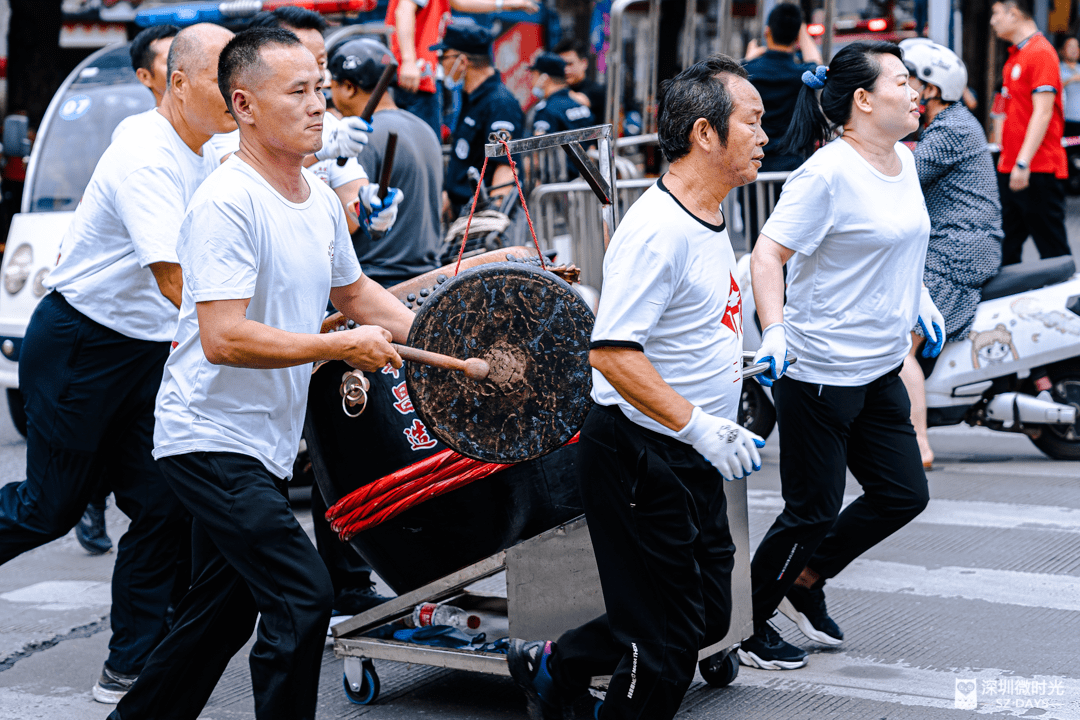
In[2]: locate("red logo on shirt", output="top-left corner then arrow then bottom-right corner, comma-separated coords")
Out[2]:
720,272 -> 743,338
403,419 -> 438,451
381,362 -> 400,379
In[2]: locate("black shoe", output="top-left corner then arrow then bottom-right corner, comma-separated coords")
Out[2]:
92,663 -> 136,704
507,639 -> 571,720
779,584 -> 844,646
76,503 -> 112,556
333,585 -> 392,616
737,621 -> 808,670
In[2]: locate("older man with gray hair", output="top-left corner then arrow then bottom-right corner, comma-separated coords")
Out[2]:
0,22 -> 235,705
507,54 -> 769,720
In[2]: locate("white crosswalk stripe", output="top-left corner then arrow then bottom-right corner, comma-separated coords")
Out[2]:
734,654 -> 1080,717
748,490 -> 1080,533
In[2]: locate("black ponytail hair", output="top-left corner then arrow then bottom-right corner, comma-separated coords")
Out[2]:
775,40 -> 904,157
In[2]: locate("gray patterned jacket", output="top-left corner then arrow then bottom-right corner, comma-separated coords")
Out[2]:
914,102 -> 1003,341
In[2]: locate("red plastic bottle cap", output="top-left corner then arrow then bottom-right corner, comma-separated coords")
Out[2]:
467,615 -> 481,629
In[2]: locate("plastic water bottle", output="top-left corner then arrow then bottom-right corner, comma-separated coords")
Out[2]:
411,603 -> 509,638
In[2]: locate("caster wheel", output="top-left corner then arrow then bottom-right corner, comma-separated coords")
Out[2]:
699,649 -> 739,688
593,698 -> 603,719
342,659 -> 380,705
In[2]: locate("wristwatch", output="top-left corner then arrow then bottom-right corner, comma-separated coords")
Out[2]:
1016,159 -> 1030,170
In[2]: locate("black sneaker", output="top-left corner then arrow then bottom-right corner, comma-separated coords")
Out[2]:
737,621 -> 808,670
779,584 -> 844,646
333,584 -> 393,616
507,639 -> 571,720
92,664 -> 136,704
76,502 -> 112,556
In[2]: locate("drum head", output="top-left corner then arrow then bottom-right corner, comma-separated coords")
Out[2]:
406,262 -> 594,463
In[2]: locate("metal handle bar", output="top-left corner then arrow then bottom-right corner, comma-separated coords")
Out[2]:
741,351 -> 797,379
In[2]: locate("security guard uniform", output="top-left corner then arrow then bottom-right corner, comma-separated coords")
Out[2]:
532,88 -> 594,136
432,20 -> 524,215
445,73 -> 524,213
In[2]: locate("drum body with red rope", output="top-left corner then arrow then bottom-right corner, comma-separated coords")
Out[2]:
305,260 -> 594,594
305,361 -> 584,594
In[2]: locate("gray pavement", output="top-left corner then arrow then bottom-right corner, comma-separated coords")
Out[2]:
4,204 -> 1080,718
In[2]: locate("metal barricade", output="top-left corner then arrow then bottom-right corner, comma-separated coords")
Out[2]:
531,171 -> 791,288
530,177 -> 655,290
724,170 -> 792,253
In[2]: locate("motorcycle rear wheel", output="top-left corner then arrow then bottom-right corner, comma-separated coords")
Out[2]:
1030,362 -> 1080,460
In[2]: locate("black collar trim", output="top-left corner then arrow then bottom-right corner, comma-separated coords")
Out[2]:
657,175 -> 727,232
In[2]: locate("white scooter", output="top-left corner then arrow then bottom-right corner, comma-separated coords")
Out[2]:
736,254 -> 1080,459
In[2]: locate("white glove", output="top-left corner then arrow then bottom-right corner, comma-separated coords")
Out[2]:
358,184 -> 404,234
315,116 -> 371,161
916,286 -> 946,358
752,322 -> 789,387
678,407 -> 764,481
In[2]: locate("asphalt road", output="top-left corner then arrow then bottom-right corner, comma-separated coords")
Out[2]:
2,211 -> 1080,719
1,397 -> 1080,719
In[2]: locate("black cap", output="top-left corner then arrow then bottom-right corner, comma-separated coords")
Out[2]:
529,51 -> 567,79
329,38 -> 397,90
429,18 -> 492,56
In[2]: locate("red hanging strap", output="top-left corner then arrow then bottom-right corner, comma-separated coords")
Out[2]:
453,137 -> 547,277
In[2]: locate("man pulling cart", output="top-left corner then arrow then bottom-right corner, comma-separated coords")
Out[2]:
504,55 -> 771,720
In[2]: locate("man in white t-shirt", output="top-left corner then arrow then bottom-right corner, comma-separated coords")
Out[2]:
109,28 -> 417,720
0,23 -> 236,705
506,55 -> 768,720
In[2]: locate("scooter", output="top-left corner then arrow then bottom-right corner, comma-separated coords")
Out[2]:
736,254 -> 1080,459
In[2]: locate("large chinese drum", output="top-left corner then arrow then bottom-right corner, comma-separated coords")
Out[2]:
305,260 -> 594,594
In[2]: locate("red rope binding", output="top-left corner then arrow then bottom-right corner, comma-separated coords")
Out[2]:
453,137 -> 547,277
325,434 -> 580,540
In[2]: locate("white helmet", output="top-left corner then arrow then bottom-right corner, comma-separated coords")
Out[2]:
900,39 -> 968,103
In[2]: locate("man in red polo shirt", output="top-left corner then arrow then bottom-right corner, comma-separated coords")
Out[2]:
991,0 -> 1070,265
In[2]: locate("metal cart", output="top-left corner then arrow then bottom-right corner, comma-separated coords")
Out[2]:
325,129 -> 769,708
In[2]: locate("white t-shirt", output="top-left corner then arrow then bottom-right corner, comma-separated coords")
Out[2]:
202,129 -> 240,171
47,108 -> 211,342
591,178 -> 744,439
309,113 -> 368,190
153,156 -> 361,479
761,138 -> 930,386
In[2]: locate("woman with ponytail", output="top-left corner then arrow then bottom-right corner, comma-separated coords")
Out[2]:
739,41 -> 938,671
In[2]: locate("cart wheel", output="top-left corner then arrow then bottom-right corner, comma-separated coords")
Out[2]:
342,659 -> 379,705
699,649 -> 739,688
593,698 -> 603,719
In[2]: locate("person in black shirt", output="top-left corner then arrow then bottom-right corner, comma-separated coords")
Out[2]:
529,52 -> 594,136
742,2 -> 823,172
433,18 -> 524,218
740,2 -> 823,245
556,38 -> 606,123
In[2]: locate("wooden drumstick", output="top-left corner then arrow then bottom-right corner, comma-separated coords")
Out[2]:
377,132 -> 398,200
392,344 -> 490,381
337,63 -> 398,166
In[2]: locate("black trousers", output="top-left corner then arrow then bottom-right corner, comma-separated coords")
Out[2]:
310,484 -> 374,602
0,292 -> 183,675
551,404 -> 735,720
749,368 -> 929,623
998,170 -> 1070,265
111,452 -> 333,720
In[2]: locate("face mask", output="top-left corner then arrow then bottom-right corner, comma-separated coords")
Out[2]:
443,57 -> 464,91
531,73 -> 548,100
